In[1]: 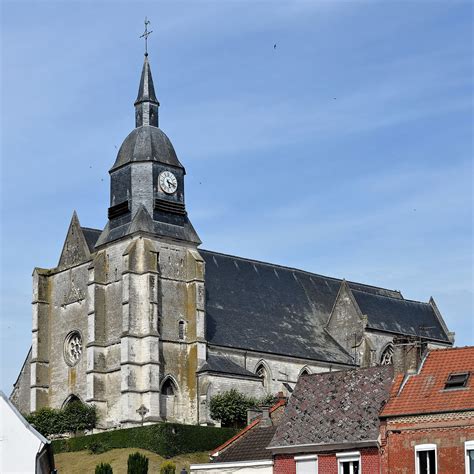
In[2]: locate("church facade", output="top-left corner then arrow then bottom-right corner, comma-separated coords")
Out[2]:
11,55 -> 454,428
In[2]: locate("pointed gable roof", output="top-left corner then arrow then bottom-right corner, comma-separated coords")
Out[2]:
351,289 -> 450,342
58,211 -> 91,268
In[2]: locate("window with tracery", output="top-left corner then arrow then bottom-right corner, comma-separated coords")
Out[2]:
380,345 -> 394,365
64,331 -> 82,366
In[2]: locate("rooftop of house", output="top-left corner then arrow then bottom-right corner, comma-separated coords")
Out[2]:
381,346 -> 474,418
210,399 -> 286,463
269,365 -> 394,451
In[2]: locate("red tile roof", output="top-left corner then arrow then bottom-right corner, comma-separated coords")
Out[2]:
381,347 -> 474,417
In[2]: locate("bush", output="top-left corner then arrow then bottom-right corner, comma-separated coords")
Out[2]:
95,463 -> 113,474
26,407 -> 65,437
160,460 -> 176,474
209,389 -> 279,428
63,401 -> 97,434
26,401 -> 97,437
128,452 -> 148,474
52,423 -> 238,457
89,440 -> 109,454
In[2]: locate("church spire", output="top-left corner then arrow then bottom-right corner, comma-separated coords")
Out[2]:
134,54 -> 160,128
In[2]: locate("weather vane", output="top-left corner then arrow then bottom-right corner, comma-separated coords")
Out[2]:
140,17 -> 153,56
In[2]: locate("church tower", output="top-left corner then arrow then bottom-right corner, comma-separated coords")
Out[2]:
96,53 -> 200,247
26,53 -> 207,428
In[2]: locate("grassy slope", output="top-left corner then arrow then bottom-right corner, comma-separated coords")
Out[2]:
55,448 -> 210,473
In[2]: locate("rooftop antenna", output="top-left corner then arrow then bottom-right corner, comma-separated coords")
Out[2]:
140,16 -> 153,56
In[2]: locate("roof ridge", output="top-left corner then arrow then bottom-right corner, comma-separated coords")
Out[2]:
200,248 -> 400,296
429,345 -> 474,352
80,226 -> 102,232
352,287 -> 430,306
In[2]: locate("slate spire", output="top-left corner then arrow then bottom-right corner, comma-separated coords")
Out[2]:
134,54 -> 160,128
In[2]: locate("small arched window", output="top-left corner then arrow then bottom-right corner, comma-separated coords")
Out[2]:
380,345 -> 394,365
256,363 -> 269,390
300,367 -> 310,377
161,378 -> 176,396
178,321 -> 185,340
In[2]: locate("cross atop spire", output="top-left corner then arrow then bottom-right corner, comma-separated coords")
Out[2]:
140,17 -> 153,56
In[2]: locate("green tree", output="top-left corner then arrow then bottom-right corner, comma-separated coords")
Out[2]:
127,452 -> 148,474
63,401 -> 97,434
209,389 -> 260,428
25,401 -> 97,437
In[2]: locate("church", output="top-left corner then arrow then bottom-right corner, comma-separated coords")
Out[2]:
11,53 -> 454,429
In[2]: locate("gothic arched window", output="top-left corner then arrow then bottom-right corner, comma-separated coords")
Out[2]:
300,367 -> 310,377
380,345 -> 394,365
160,377 -> 178,421
256,363 -> 269,390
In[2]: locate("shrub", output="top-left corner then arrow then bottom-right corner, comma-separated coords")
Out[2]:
95,463 -> 113,474
128,452 -> 148,474
51,423 -> 237,457
89,440 -> 109,454
26,401 -> 97,437
160,460 -> 176,474
26,407 -> 65,437
63,401 -> 97,434
210,389 -> 271,428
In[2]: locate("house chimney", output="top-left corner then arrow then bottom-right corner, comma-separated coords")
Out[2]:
392,336 -> 426,375
277,391 -> 286,401
247,408 -> 261,425
260,406 -> 271,427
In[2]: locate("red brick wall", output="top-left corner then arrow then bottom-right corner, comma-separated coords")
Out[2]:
274,447 -> 380,474
274,454 -> 296,474
381,419 -> 474,474
317,454 -> 337,472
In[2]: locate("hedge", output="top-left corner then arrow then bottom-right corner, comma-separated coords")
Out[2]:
52,422 -> 237,457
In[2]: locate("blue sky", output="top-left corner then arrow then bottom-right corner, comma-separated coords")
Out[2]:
1,1 -> 472,393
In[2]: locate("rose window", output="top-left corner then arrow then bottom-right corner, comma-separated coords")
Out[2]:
64,331 -> 83,366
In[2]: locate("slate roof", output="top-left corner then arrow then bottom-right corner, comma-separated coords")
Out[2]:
202,250 -> 405,364
381,347 -> 474,417
197,355 -> 259,378
211,400 -> 286,463
269,365 -> 394,450
73,233 -> 450,363
111,126 -> 182,171
95,205 -> 201,247
134,54 -> 159,105
352,289 -> 449,342
81,227 -> 102,253
215,426 -> 277,462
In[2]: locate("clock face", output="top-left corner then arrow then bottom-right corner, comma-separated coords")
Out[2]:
159,171 -> 178,194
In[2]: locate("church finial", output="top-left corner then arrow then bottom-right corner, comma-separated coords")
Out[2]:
135,18 -> 159,128
140,17 -> 153,56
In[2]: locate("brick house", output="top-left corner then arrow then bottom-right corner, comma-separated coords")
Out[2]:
380,346 -> 474,474
268,366 -> 394,474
